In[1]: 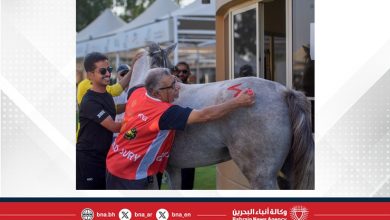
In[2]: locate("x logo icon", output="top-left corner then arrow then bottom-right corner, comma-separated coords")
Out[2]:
158,211 -> 166,219
156,209 -> 169,220
121,211 -> 129,219
119,209 -> 131,220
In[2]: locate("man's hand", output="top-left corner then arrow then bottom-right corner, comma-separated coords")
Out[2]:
234,88 -> 256,107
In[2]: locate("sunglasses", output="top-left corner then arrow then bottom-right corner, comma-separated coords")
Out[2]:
178,69 -> 188,74
158,79 -> 177,90
98,66 -> 113,75
119,70 -> 129,77
173,66 -> 189,74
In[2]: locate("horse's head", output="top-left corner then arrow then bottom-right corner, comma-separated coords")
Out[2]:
147,42 -> 177,69
129,42 -> 177,88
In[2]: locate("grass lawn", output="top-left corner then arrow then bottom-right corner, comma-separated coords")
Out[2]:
194,165 -> 216,189
161,165 -> 216,190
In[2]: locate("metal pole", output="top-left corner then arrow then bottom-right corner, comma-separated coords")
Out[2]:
116,52 -> 120,80
196,44 -> 200,83
116,53 -> 120,68
173,16 -> 179,65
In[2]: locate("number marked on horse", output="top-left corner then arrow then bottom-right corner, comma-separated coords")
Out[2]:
227,83 -> 242,97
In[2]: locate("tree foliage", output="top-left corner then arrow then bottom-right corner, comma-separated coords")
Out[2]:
115,0 -> 155,22
77,0 -> 113,32
233,9 -> 257,57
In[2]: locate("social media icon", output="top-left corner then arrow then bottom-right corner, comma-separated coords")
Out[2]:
81,208 -> 94,220
119,208 -> 132,220
156,208 -> 169,220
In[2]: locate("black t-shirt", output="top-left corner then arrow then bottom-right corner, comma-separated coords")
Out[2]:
77,90 -> 116,162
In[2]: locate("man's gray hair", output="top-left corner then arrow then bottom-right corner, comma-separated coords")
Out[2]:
144,68 -> 171,95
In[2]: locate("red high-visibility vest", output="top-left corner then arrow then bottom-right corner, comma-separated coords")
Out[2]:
106,87 -> 175,180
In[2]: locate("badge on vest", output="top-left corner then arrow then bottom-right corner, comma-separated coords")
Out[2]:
124,128 -> 137,140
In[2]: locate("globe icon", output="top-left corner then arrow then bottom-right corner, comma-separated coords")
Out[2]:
81,208 -> 94,220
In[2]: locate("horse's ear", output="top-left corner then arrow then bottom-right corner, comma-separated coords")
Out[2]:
146,41 -> 160,53
165,43 -> 177,56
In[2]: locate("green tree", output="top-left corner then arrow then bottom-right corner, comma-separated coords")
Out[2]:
115,0 -> 155,22
77,0 -> 113,32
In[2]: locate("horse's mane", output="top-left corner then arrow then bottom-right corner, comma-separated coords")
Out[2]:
129,49 -> 150,87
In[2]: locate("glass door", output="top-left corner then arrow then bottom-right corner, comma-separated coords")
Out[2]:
231,4 -> 259,79
230,0 -> 286,84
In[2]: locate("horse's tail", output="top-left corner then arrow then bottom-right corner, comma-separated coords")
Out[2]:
283,89 -> 314,189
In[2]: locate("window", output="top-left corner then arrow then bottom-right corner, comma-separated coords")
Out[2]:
226,0 -> 314,131
231,5 -> 258,79
230,1 -> 286,83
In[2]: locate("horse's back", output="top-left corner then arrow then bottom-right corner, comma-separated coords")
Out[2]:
169,77 -> 292,173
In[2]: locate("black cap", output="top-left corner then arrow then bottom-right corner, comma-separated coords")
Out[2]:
116,64 -> 130,74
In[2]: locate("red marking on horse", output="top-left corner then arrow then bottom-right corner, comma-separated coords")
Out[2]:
228,83 -> 242,97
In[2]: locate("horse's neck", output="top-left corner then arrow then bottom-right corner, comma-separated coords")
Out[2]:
130,75 -> 146,87
129,55 -> 150,87
174,82 -> 222,109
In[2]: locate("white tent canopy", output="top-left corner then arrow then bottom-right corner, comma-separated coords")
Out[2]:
77,1 -> 179,58
76,0 -> 217,83
108,0 -> 179,35
163,0 -> 215,18
76,0 -> 216,60
76,9 -> 126,42
165,0 -> 216,64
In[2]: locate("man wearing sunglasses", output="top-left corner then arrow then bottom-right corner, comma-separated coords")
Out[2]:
106,68 -> 255,189
76,52 -> 133,139
171,61 -> 196,190
77,65 -> 132,106
173,61 -> 191,84
77,52 -> 123,190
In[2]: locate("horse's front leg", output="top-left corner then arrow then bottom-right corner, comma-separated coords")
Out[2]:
166,165 -> 182,189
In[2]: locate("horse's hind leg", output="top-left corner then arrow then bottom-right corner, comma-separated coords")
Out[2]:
229,143 -> 284,190
166,165 -> 182,190
251,173 -> 279,190
229,155 -> 280,189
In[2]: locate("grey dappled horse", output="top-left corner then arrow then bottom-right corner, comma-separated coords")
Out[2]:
129,42 -> 314,189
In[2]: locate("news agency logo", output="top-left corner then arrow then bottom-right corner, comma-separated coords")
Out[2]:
290,206 -> 309,220
81,208 -> 94,220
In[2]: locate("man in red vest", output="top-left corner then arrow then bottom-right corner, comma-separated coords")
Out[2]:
106,68 -> 255,189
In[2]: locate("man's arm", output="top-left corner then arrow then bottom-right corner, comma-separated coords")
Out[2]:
116,103 -> 126,114
187,89 -> 255,124
117,68 -> 132,90
116,52 -> 144,90
100,117 -> 122,133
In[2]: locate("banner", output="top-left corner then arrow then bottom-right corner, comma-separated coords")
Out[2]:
0,200 -> 390,220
